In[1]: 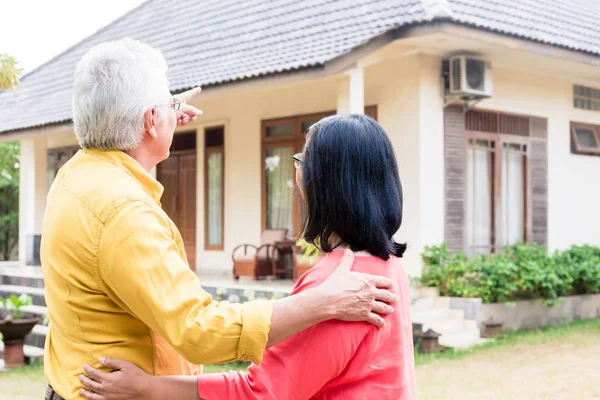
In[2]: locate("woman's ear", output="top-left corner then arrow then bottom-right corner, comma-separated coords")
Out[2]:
143,108 -> 159,139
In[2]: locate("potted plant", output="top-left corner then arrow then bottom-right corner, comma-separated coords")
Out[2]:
294,239 -> 322,279
0,294 -> 39,368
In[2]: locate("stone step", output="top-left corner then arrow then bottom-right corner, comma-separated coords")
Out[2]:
421,318 -> 478,335
1,270 -> 45,288
412,307 -> 450,322
439,331 -> 490,349
25,324 -> 49,349
0,285 -> 46,307
412,296 -> 450,310
21,305 -> 49,323
0,341 -> 44,365
410,286 -> 439,300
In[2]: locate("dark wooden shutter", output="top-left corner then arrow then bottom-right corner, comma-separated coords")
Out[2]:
529,117 -> 548,246
444,106 -> 466,253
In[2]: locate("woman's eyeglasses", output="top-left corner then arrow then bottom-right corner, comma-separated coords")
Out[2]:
293,153 -> 304,169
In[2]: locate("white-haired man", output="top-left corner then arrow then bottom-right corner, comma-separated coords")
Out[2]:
41,38 -> 396,400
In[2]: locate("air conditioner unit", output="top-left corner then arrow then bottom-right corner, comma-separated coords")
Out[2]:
448,55 -> 492,98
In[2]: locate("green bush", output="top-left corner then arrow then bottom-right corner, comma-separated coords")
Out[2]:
419,243 -> 600,304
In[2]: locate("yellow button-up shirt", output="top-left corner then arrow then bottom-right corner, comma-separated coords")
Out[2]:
41,149 -> 273,399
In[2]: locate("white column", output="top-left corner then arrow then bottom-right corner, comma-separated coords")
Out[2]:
18,136 -> 46,266
348,68 -> 365,114
417,55 -> 445,253
34,138 -> 47,233
337,67 -> 365,115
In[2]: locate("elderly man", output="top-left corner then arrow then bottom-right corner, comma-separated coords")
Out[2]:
40,38 -> 396,400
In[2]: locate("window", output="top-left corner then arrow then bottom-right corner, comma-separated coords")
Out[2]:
204,127 -> 225,250
465,136 -> 528,256
47,146 -> 79,191
261,106 -> 377,237
574,85 -> 600,111
571,122 -> 600,156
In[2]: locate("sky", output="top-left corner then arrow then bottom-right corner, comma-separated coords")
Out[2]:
0,0 -> 147,73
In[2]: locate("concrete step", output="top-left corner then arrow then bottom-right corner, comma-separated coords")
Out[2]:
21,305 -> 49,323
0,285 -> 46,307
439,331 -> 490,349
0,341 -> 44,365
25,324 -> 49,349
412,307 -> 450,322
410,286 -> 439,300
1,270 -> 45,288
422,319 -> 470,335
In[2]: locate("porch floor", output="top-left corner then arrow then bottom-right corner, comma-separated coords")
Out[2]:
0,263 -> 295,295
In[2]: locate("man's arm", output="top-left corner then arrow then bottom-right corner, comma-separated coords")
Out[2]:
266,249 -> 395,346
98,202 -> 396,365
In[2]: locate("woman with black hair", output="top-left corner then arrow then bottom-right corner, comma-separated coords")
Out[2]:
79,114 -> 417,400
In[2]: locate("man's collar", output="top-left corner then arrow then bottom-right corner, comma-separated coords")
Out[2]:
83,148 -> 164,204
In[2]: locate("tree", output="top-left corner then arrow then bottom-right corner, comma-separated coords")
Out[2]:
0,53 -> 21,260
0,141 -> 19,260
0,53 -> 22,91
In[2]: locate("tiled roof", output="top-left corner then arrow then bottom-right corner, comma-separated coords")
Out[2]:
1,0 -> 599,134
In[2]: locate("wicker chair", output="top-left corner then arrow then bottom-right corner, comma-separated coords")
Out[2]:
232,229 -> 288,280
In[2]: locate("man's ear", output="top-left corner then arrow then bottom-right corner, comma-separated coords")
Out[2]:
144,108 -> 158,139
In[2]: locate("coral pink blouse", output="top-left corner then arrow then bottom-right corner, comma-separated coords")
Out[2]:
197,250 -> 416,400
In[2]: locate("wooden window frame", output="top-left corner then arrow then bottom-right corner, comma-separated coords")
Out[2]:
261,106 -> 378,236
464,132 -> 530,256
570,122 -> 600,156
47,145 -> 80,190
204,127 -> 225,251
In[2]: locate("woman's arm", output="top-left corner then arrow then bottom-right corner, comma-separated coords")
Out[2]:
79,358 -> 199,400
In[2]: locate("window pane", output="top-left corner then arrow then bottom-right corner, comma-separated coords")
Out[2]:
301,119 -> 319,133
575,128 -> 599,148
266,123 -> 294,138
466,142 -> 492,256
207,152 -> 223,247
265,147 -> 294,234
501,144 -> 525,246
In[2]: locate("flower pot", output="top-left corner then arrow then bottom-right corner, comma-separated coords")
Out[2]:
0,317 -> 39,368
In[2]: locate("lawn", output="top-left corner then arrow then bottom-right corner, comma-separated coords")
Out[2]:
2,320 -> 599,400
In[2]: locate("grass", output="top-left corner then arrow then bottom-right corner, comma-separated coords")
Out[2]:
414,317 -> 600,366
1,319 -> 599,399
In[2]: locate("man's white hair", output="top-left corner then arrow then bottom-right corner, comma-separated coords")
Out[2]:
73,38 -> 171,150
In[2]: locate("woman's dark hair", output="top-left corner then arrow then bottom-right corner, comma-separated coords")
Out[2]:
300,114 -> 406,260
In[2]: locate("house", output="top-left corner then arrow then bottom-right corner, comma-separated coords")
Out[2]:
1,0 -> 599,278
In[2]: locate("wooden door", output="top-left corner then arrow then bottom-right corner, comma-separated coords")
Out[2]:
157,152 -> 197,270
159,156 -> 179,223
178,153 -> 197,270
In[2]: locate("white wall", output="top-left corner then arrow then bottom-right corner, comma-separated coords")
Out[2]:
364,54 -> 444,277
472,67 -> 600,250
188,77 -> 341,273
18,136 -> 47,265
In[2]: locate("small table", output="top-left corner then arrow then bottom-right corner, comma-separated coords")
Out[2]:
274,240 -> 297,280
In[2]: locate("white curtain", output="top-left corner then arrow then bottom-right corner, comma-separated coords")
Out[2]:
265,147 -> 293,234
467,143 -> 492,256
501,144 -> 524,246
207,152 -> 223,246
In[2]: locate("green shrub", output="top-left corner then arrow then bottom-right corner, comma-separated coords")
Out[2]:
419,243 -> 600,304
